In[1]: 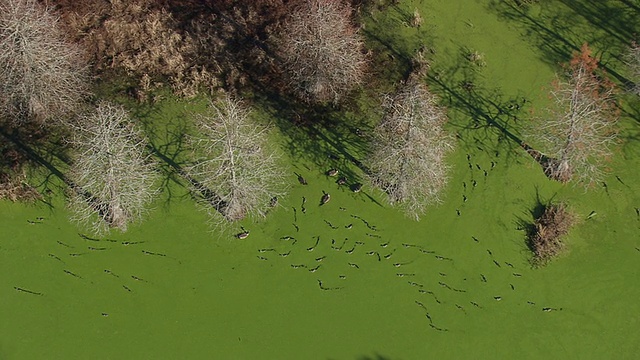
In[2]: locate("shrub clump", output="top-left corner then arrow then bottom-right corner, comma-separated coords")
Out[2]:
528,203 -> 574,266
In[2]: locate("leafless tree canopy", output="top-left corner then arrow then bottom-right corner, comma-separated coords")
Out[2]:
186,95 -> 285,224
276,0 -> 367,104
531,44 -> 618,187
67,102 -> 159,234
0,0 -> 88,125
368,72 -> 454,220
626,42 -> 640,96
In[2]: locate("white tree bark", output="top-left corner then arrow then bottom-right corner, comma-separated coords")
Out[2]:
186,95 -> 285,225
368,75 -> 454,220
0,0 -> 89,125
277,0 -> 367,104
67,102 -> 159,234
532,47 -> 618,187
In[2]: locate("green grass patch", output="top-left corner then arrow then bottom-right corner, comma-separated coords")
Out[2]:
2,1 -> 640,359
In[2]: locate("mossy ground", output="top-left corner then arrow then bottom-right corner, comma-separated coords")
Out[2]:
2,0 -> 640,359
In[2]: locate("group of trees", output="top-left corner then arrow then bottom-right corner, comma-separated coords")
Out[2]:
0,0 -> 284,233
1,0 -> 638,234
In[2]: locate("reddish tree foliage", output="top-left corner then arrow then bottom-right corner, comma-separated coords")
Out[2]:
530,43 -> 618,187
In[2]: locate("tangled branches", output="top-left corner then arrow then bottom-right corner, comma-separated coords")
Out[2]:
186,95 -> 285,225
276,0 -> 367,104
368,69 -> 454,220
531,44 -> 618,187
67,102 -> 159,234
0,0 -> 88,125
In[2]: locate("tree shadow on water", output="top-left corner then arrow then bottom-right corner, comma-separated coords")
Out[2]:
486,0 -> 636,86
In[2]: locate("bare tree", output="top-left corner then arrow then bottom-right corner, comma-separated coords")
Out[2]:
67,102 -> 159,234
625,42 -> 640,96
367,67 -> 455,220
276,0 -> 367,104
530,44 -> 618,187
0,0 -> 88,125
186,95 -> 285,224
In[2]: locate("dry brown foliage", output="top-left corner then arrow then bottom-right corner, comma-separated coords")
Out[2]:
50,0 -> 298,99
0,170 -> 41,202
528,203 -> 574,266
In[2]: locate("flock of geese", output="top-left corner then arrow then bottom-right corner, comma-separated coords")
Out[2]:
249,162 -> 567,332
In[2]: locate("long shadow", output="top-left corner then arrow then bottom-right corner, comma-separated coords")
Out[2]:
0,127 -> 121,226
557,0 -> 640,49
359,2 -> 549,169
145,142 -> 228,214
426,46 -> 551,169
158,1 -> 376,187
487,0 -> 634,86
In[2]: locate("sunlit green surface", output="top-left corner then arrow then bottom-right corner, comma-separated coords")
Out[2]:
2,0 -> 640,359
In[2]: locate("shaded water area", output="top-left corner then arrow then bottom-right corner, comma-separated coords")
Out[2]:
2,0 -> 640,358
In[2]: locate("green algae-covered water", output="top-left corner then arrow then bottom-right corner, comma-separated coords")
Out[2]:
2,0 -> 640,358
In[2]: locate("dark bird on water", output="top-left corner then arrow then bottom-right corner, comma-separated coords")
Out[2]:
295,172 -> 308,185
320,191 -> 331,205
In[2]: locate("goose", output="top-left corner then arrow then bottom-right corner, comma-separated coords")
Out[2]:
294,172 -> 308,185
320,191 -> 330,205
